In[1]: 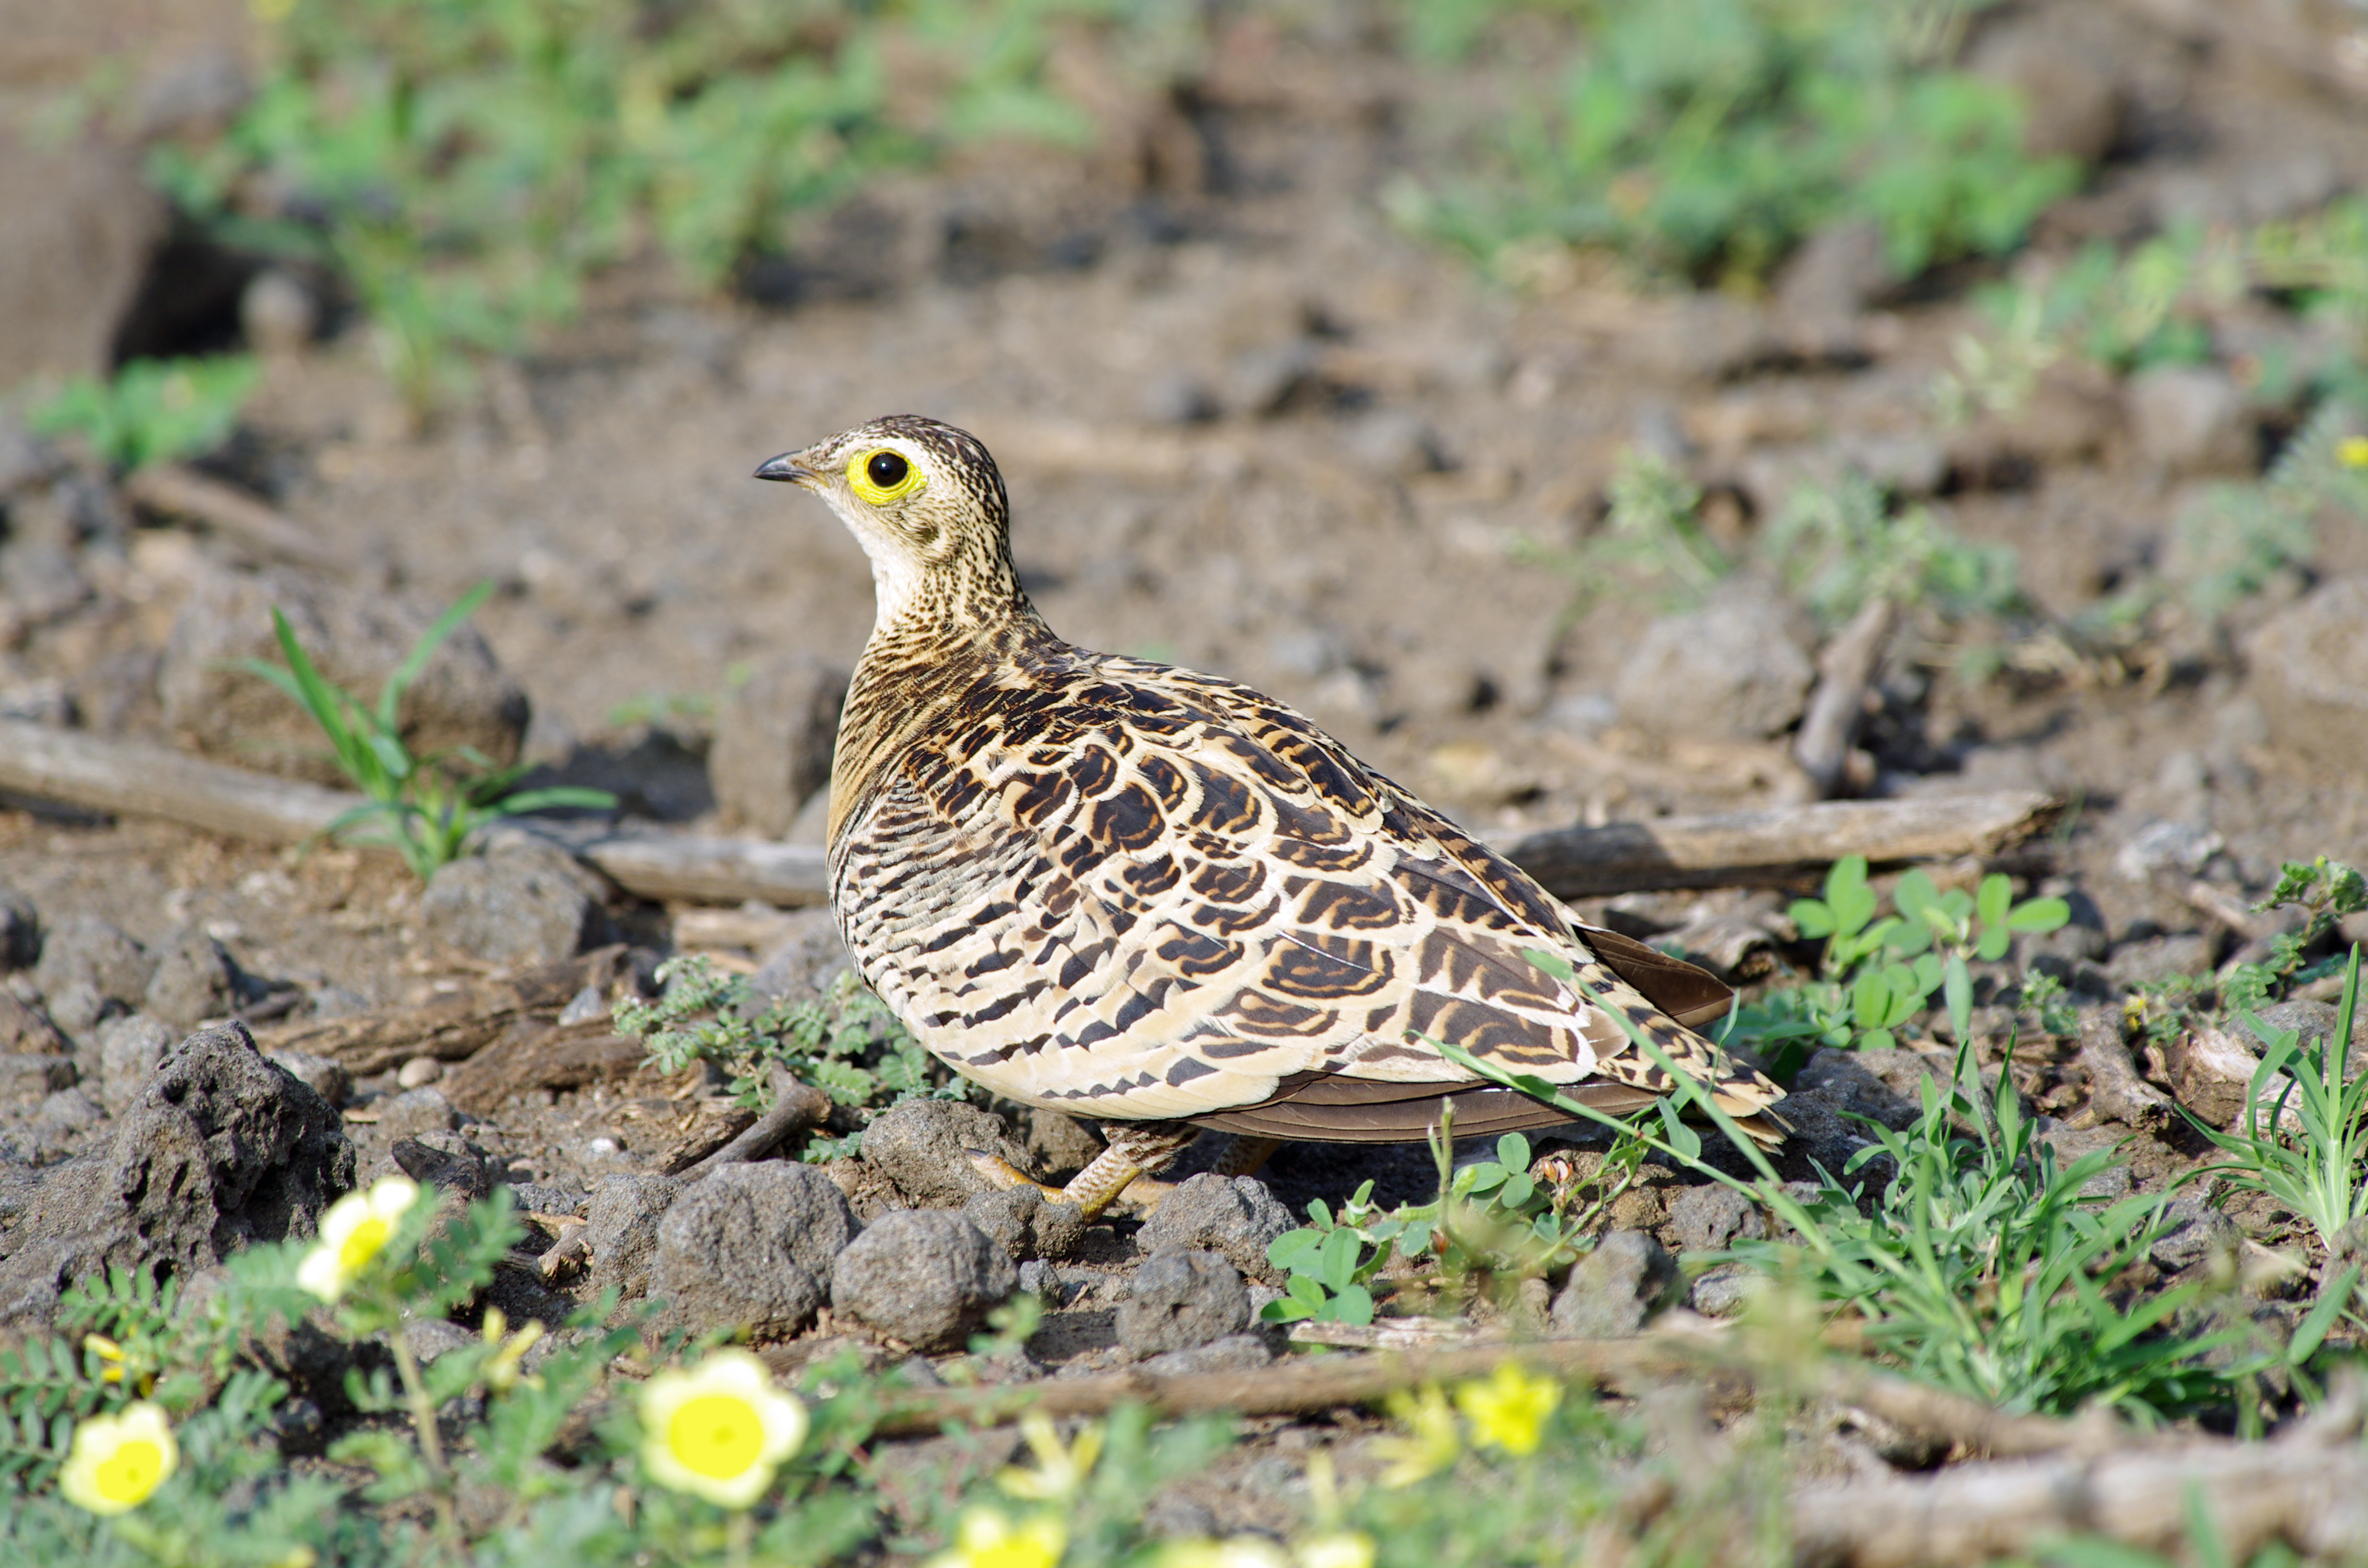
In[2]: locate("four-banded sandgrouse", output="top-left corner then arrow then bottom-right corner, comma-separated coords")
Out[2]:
756,415 -> 1786,1216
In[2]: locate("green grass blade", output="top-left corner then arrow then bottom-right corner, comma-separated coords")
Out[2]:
376,579 -> 495,733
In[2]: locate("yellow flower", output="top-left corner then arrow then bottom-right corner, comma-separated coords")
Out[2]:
927,1506 -> 1067,1568
2339,435 -> 2368,469
1294,1532 -> 1377,1568
1157,1538 -> 1289,1568
1372,1384 -> 1459,1488
637,1348 -> 807,1509
480,1308 -> 544,1393
58,1401 -> 177,1515
995,1413 -> 1102,1502
298,1176 -> 421,1302
1454,1361 -> 1562,1457
85,1335 -> 125,1384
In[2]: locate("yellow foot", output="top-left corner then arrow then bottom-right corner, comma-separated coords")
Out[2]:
964,1149 -> 1065,1202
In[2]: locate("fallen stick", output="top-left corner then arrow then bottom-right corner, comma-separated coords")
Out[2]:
121,463 -> 353,571
1498,792 -> 2060,898
0,720 -> 2058,908
1792,598 -> 1896,799
854,1326 -> 2087,1460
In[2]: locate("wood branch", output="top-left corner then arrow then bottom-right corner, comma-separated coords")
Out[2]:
1498,793 -> 2060,899
0,720 -> 2060,911
256,946 -> 641,1076
853,1327 -> 2087,1460
2074,1010 -> 2175,1131
672,1074 -> 831,1178
1793,1379 -> 2368,1567
120,463 -> 353,571
1793,598 -> 1897,799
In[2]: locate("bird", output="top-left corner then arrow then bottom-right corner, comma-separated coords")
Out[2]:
755,415 -> 1787,1217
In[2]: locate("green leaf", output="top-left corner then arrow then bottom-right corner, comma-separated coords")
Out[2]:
1498,1171 -> 1537,1210
1655,1098 -> 1701,1162
1496,1132 -> 1531,1171
1945,954 -> 1973,1044
1974,923 -> 2012,962
1790,898 -> 1837,939
1287,1274 -> 1326,1308
2008,896 -> 2072,933
1322,1283 -> 1375,1326
1825,856 -> 1876,936
2289,1265 -> 2359,1365
1317,1228 -> 1363,1293
1267,1229 -> 1322,1274
1894,870 -> 1938,922
1851,968 -> 1896,1030
1976,873 -> 2012,932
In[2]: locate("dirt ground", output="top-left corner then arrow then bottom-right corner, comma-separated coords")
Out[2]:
4,0 -> 2368,1402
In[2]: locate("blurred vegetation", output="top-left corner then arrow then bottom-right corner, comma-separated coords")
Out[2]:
1392,0 -> 2076,289
144,0 -> 1151,411
27,355 -> 259,472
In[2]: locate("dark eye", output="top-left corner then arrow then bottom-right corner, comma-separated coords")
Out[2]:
867,451 -> 909,490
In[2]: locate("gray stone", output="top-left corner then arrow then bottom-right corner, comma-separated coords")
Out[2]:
0,1022 -> 353,1329
420,840 -> 608,968
586,1173 -> 684,1299
647,1162 -> 860,1337
963,1186 -> 1089,1262
831,1209 -> 1018,1352
1224,338 -> 1321,417
2151,1196 -> 2241,1272
143,928 -> 251,1032
1135,1174 -> 1295,1283
2105,933 -> 2219,993
2247,1001 -> 2365,1076
378,1087 -> 459,1142
0,1055 -> 76,1101
1774,219 -> 1889,325
2127,365 -> 2254,476
507,1182 -> 588,1219
32,916 -> 153,1038
859,1100 -> 1034,1209
265,1051 -> 351,1109
1665,1186 -> 1766,1253
1688,1265 -> 1755,1319
0,137 -> 169,388
2115,820 -> 2224,883
708,654 -> 846,837
1549,1231 -> 1681,1337
159,564 -> 530,788
396,1056 -> 444,1089
241,269 -> 319,356
1613,587 -> 1814,743
1117,1250 -> 1250,1356
744,910 -> 852,1006
0,888 -> 39,970
2246,577 -> 2368,773
98,1014 -> 175,1114
1137,371 -> 1219,428
0,992 -> 67,1056
1135,1333 -> 1275,1378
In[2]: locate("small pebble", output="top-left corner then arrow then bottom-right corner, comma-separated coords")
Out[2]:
396,1055 -> 444,1089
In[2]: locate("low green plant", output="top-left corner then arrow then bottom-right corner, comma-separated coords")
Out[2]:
25,354 -> 259,472
1401,0 -> 2078,288
1556,447 -> 1734,613
614,955 -> 960,1158
240,581 -> 615,880
2183,945 -> 2368,1257
1764,473 -> 2025,631
2221,856 -> 2368,1016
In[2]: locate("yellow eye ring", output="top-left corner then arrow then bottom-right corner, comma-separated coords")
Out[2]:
847,447 -> 925,505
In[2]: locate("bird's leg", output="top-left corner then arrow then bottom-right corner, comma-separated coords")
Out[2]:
1213,1135 -> 1283,1178
964,1122 -> 1203,1221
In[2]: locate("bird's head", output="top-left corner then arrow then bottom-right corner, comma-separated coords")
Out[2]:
755,415 -> 1022,627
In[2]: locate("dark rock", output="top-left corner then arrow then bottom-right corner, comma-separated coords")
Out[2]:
97,1014 -> 173,1114
421,840 -> 609,968
1688,1264 -> 1754,1319
2246,576 -> 2368,772
831,1209 -> 1018,1351
859,1100 -> 1034,1209
1024,1108 -> 1104,1183
1116,1250 -> 1250,1356
378,1087 -> 459,1143
1135,1333 -> 1275,1378
0,992 -> 67,1056
1790,1050 -> 1927,1132
1612,586 -> 1814,743
391,1132 -> 493,1199
143,928 -> 254,1032
32,916 -> 153,1038
265,1051 -> 351,1109
585,1173 -> 684,1299
648,1163 -> 860,1338
1135,1174 -> 1295,1283
158,564 -> 530,788
963,1186 -> 1089,1262
708,653 -> 846,837
2152,1194 -> 2241,1272
0,1023 -> 353,1328
1549,1231 -> 1681,1337
505,1181 -> 589,1219
1665,1186 -> 1766,1253
0,888 -> 39,970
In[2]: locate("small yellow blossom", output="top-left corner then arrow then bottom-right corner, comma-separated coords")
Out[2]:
1453,1361 -> 1562,1457
480,1308 -> 545,1393
927,1506 -> 1067,1568
2338,435 -> 2368,469
84,1335 -> 125,1384
1372,1383 -> 1459,1488
58,1401 -> 177,1515
1293,1532 -> 1377,1568
638,1348 -> 807,1509
298,1176 -> 421,1302
995,1413 -> 1102,1502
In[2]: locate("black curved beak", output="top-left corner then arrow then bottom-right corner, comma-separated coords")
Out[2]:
753,451 -> 815,485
